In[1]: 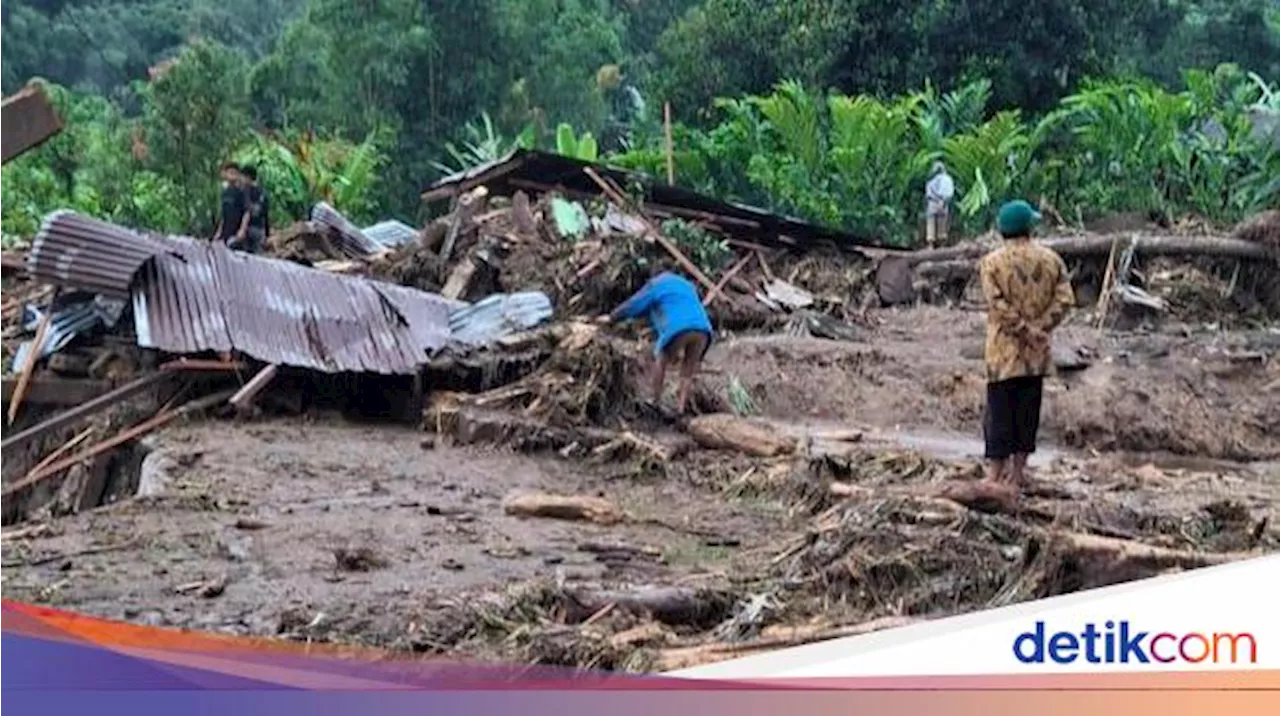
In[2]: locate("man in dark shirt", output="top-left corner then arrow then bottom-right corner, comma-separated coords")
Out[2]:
214,162 -> 247,243
238,165 -> 269,254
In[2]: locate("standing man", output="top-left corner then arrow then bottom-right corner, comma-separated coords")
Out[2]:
214,162 -> 247,245
238,165 -> 269,254
925,161 -> 955,247
599,270 -> 714,414
978,200 -> 1075,487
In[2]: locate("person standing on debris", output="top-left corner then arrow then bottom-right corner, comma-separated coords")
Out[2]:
599,271 -> 714,414
214,162 -> 248,245
978,200 -> 1075,488
235,164 -> 269,254
925,161 -> 955,247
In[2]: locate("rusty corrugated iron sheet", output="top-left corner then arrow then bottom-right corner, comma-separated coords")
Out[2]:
448,291 -> 554,347
27,211 -> 178,299
35,212 -> 453,375
2,84 -> 64,164
310,202 -> 384,258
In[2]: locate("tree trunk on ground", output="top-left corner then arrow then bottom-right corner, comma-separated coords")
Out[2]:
878,234 -> 1277,305
501,491 -> 624,525
687,414 -> 797,457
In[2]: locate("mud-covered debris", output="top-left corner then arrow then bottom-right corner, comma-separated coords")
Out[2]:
333,546 -> 389,572
502,491 -> 624,525
174,575 -> 227,599
233,517 -> 270,531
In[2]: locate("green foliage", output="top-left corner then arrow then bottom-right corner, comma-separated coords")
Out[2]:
431,112 -> 536,175
617,69 -> 1280,245
554,123 -> 600,161
3,0 -> 1277,239
235,130 -> 387,225
661,219 -> 730,274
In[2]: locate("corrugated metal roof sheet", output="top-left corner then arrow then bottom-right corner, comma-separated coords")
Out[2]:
27,211 -> 178,299
310,202 -> 383,258
419,149 -> 886,251
448,291 -> 554,347
363,220 -> 420,248
35,212 -> 454,375
9,300 -> 106,372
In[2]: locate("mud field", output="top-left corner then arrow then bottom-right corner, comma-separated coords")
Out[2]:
4,306 -> 1277,671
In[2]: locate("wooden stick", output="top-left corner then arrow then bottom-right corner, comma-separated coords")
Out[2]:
756,250 -> 776,283
663,102 -> 675,186
2,389 -> 236,499
582,167 -> 719,295
8,308 -> 52,425
0,371 -> 176,454
1095,235 -> 1121,332
23,426 -> 95,481
229,364 -> 279,410
702,253 -> 752,307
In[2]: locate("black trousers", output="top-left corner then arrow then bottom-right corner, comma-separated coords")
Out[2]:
983,376 -> 1044,460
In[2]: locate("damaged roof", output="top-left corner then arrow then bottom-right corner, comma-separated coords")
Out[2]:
420,149 -> 884,250
31,213 -> 454,375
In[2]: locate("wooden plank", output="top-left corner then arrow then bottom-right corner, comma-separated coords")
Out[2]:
0,371 -> 175,454
2,389 -> 236,499
229,364 -> 279,410
2,85 -> 64,164
2,377 -> 113,406
8,310 -> 52,424
582,167 -> 719,296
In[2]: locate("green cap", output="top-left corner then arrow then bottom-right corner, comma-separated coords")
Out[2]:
996,200 -> 1041,237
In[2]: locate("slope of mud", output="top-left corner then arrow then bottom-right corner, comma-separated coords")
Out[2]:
706,307 -> 1280,461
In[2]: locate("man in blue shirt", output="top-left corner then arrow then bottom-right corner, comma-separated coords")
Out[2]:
601,271 -> 714,414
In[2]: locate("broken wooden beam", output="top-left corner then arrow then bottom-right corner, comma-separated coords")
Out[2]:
2,377 -> 114,406
582,167 -> 720,297
229,364 -> 279,411
702,253 -> 753,307
2,389 -> 236,499
8,309 -> 53,425
0,361 -> 241,461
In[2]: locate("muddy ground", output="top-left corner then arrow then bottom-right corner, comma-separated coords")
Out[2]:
2,306 -> 1277,671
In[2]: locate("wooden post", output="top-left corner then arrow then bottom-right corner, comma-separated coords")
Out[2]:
663,102 -> 675,186
8,309 -> 52,425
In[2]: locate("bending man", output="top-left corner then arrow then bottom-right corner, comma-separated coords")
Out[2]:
978,200 -> 1075,486
601,270 -> 714,414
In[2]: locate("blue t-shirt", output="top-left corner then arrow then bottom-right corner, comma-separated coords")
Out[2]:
612,272 -> 714,354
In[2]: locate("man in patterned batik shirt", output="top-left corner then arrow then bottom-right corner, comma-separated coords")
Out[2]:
978,200 -> 1075,487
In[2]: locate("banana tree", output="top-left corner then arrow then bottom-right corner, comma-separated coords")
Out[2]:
235,130 -> 386,223
431,111 -> 536,175
554,123 -> 599,161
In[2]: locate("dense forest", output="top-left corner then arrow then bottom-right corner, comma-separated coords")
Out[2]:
3,0 -> 1279,246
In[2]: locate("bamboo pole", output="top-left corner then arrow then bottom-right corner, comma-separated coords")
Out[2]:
8,309 -> 52,425
663,102 -> 675,186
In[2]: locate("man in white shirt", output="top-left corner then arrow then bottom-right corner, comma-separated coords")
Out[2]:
925,161 -> 955,247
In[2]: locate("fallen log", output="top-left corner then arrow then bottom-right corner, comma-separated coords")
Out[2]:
903,234 -> 1275,267
501,491 -> 625,525
1047,530 -> 1247,586
879,233 -> 1277,305
656,615 -> 920,671
687,414 -> 797,457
